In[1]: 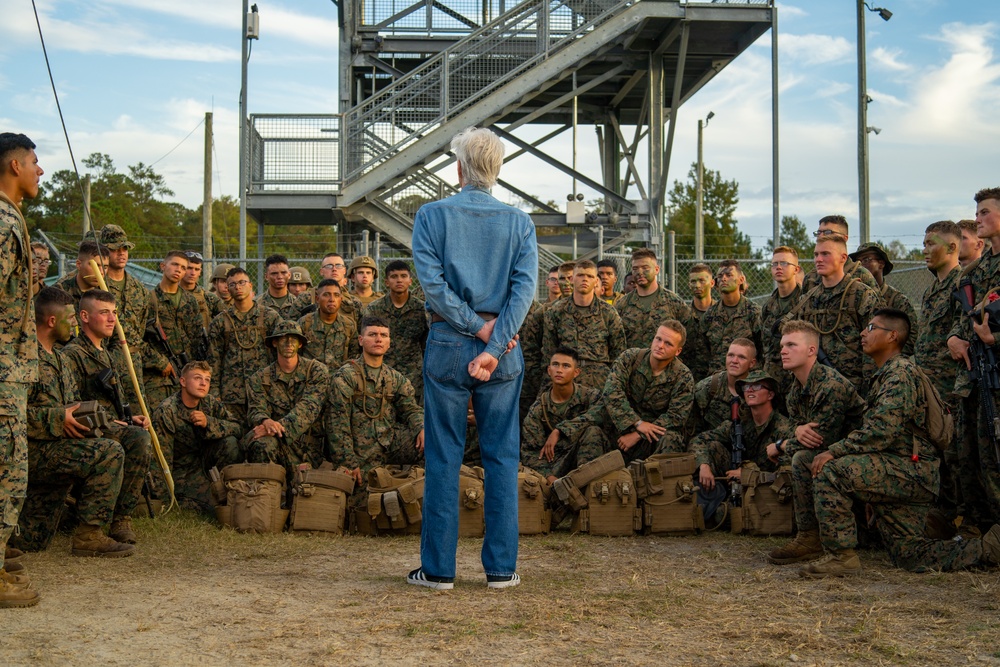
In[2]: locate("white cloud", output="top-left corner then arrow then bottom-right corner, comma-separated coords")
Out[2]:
780,33 -> 853,66
775,3 -> 808,19
871,46 -> 910,72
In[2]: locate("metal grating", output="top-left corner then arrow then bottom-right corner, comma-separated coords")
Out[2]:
249,115 -> 342,192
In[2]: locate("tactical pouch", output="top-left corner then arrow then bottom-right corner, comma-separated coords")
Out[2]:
290,464 -> 356,535
458,465 -> 485,538
68,400 -> 111,438
636,453 -> 704,535
217,463 -> 288,533
552,450 -> 626,511
357,465 -> 425,535
570,469 -> 641,536
518,465 -> 552,535
731,463 -> 794,536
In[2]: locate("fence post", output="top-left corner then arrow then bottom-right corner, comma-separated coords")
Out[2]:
668,231 -> 676,293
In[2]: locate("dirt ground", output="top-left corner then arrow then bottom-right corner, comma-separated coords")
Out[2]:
3,510 -> 1000,667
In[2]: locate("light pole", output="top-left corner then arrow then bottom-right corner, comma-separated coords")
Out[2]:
857,1 -> 891,245
695,111 -> 714,261
239,2 -> 259,266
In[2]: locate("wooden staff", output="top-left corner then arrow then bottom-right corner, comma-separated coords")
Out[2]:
89,259 -> 176,511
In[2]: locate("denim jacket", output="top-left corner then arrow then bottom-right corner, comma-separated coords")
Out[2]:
412,184 -> 538,360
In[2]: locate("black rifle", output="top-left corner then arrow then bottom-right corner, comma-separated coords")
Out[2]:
954,276 -> 1000,466
817,347 -> 834,369
729,396 -> 744,508
96,368 -> 132,422
144,317 -> 190,383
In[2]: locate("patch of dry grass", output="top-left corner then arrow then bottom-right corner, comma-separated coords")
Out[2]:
3,510 -> 1000,666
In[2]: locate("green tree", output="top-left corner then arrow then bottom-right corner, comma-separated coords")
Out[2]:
765,215 -> 813,259
885,239 -> 922,261
666,163 -> 751,259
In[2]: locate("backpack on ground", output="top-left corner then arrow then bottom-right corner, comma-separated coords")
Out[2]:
631,453 -> 704,535
289,463 -> 356,535
730,462 -> 794,536
518,465 -> 552,535
570,468 -> 641,536
552,450 -> 625,511
354,465 -> 425,535
216,462 -> 288,533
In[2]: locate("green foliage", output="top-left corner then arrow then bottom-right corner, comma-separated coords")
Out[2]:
666,163 -> 751,259
885,239 -> 922,261
765,215 -> 814,259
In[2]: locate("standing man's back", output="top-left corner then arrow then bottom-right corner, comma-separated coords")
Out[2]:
409,127 -> 537,591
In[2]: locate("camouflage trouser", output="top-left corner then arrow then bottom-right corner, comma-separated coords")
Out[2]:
963,392 -> 1000,528
13,436 -> 124,551
0,384 -> 28,570
104,423 -> 152,520
702,442 -> 785,480
791,449 -> 823,532
142,375 -> 175,416
522,424 -> 608,479
223,401 -> 249,432
464,424 -> 480,467
165,435 -> 242,514
519,367 -> 543,423
816,454 -> 940,551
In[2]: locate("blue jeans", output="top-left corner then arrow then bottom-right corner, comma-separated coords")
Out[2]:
420,322 -> 523,579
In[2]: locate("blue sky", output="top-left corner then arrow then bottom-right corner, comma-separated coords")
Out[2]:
3,0 -> 997,254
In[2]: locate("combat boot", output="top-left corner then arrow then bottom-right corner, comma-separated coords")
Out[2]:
0,567 -> 30,586
798,549 -> 861,578
4,546 -> 24,563
768,530 -> 823,564
71,525 -> 135,558
980,524 -> 1000,566
4,560 -> 26,575
109,517 -> 137,545
0,579 -> 40,608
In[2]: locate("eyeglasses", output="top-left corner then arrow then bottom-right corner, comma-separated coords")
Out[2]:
545,277 -> 559,283
813,229 -> 836,238
185,251 -> 204,261
322,263 -> 346,271
227,279 -> 250,289
770,261 -> 797,269
34,259 -> 52,266
742,383 -> 769,392
865,323 -> 894,333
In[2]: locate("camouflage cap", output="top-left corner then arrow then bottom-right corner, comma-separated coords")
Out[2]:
348,255 -> 378,279
265,320 -> 308,350
211,263 -> 236,281
848,242 -> 894,276
735,370 -> 780,396
98,224 -> 135,250
289,266 -> 313,286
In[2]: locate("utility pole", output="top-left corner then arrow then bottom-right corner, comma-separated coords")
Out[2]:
695,111 -> 714,261
857,0 -> 870,244
82,174 -> 92,236
203,111 -> 214,288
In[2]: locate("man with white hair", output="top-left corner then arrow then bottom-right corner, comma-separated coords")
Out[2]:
409,127 -> 538,590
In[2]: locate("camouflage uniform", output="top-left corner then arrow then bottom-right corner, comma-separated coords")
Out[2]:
103,269 -> 154,390
518,301 -> 548,420
557,348 -> 694,464
61,335 -> 152,522
143,286 -> 203,411
690,410 -> 793,477
760,285 -> 801,392
783,362 -> 865,532
350,289 -> 384,308
701,296 -> 763,376
13,345 -> 124,551
811,354 -> 982,572
541,297 -> 626,391
52,272 -> 89,327
948,249 -> 1000,527
615,286 -> 692,350
519,384 -> 602,478
297,311 -> 360,372
257,291 -> 312,322
801,259 -> 878,293
244,357 -> 331,480
787,274 -> 882,393
601,291 -> 624,306
365,291 -> 429,400
915,265 -> 962,519
325,358 -> 424,475
338,293 -> 366,325
881,282 -> 919,357
681,303 -> 712,383
206,304 -> 282,425
688,370 -> 743,436
183,284 -> 221,360
151,391 -> 243,513
0,192 -> 38,569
